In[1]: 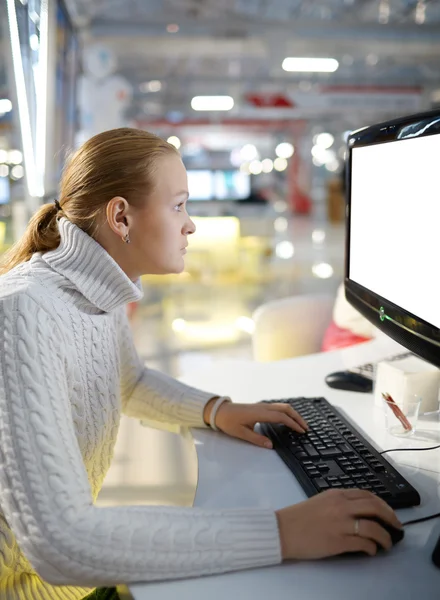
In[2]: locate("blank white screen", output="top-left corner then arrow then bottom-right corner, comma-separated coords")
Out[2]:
349,134 -> 440,329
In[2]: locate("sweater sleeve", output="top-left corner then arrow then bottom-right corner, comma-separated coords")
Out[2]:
116,308 -> 216,426
0,293 -> 281,587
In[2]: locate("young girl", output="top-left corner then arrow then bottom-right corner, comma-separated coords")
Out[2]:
0,128 -> 401,600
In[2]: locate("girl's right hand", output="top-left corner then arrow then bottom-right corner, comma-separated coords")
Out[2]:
275,488 -> 403,560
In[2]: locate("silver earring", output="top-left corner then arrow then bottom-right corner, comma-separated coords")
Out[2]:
123,233 -> 131,244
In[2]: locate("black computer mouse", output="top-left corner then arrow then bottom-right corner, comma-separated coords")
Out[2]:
325,370 -> 373,393
367,517 -> 405,548
341,518 -> 404,557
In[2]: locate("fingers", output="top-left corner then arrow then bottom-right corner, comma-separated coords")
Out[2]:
348,497 -> 402,529
261,406 -> 307,434
342,535 -> 378,557
357,519 -> 393,551
264,403 -> 309,431
238,426 -> 273,449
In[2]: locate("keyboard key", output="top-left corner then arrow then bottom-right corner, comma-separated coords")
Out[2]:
313,478 -> 330,491
338,443 -> 352,454
317,463 -> 330,472
320,448 -> 342,458
294,451 -> 309,460
303,444 -> 320,458
308,470 -> 320,477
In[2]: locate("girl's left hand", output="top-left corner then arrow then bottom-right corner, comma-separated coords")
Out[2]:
214,401 -> 309,449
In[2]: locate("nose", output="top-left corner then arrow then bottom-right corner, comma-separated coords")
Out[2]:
185,216 -> 196,236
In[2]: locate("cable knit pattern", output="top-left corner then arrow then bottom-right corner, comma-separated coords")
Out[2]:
0,219 -> 282,599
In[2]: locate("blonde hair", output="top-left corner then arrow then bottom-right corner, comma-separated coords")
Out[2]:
0,128 -> 178,275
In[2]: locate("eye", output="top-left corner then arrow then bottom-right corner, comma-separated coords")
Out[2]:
174,202 -> 185,212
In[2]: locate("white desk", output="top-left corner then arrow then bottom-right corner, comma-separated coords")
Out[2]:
121,340 -> 440,600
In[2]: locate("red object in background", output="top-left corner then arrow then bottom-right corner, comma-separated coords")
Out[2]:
321,320 -> 372,352
245,93 -> 294,108
127,302 -> 139,321
287,140 -> 312,214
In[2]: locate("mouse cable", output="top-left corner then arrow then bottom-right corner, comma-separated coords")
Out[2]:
402,512 -> 440,527
379,444 -> 440,455
375,445 -> 440,527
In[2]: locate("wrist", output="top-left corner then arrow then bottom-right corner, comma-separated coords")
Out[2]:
203,397 -> 218,426
203,396 -> 231,430
275,509 -> 287,560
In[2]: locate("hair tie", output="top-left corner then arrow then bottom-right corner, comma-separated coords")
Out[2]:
54,199 -> 61,211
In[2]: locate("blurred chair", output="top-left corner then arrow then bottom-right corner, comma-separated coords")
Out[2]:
252,293 -> 334,362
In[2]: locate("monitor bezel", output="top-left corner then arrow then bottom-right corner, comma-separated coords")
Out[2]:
345,109 -> 440,368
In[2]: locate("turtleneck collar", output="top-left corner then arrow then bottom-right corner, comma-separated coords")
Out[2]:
41,218 -> 143,313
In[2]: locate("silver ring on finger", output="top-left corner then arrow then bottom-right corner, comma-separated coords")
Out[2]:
354,518 -> 360,536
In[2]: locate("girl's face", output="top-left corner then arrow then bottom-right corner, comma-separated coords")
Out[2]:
99,154 -> 196,280
131,154 -> 195,275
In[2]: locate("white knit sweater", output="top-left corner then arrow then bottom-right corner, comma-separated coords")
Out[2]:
0,218 -> 281,599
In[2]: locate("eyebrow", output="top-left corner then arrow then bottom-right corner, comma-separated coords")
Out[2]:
175,191 -> 189,199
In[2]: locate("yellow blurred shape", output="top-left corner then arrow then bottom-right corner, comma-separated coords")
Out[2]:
172,318 -> 186,332
235,316 -> 255,334
174,321 -> 240,344
0,222 -> 5,247
190,217 -> 240,248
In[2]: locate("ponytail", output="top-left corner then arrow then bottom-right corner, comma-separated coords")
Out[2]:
0,202 -> 61,275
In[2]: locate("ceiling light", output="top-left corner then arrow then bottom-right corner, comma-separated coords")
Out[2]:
282,57 -> 339,73
312,262 -> 334,279
274,157 -> 288,172
276,241 -> 295,259
261,158 -> 274,173
274,217 -> 288,232
366,53 -> 379,66
275,142 -> 294,158
311,146 -> 336,165
326,159 -> 340,172
167,135 -> 181,149
274,200 -> 288,213
379,0 -> 390,24
166,23 -> 179,33
249,160 -> 262,175
191,96 -> 234,111
240,144 -> 258,161
11,164 -> 24,179
312,229 -> 326,244
314,133 -> 334,148
0,165 -> 9,177
0,149 -> 8,162
8,149 -> 23,164
415,0 -> 426,24
0,99 -> 13,114
140,80 -> 162,93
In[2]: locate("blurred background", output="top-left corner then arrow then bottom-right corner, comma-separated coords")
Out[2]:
1,0 -> 439,504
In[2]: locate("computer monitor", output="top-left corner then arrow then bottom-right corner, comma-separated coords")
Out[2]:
213,170 -> 250,200
345,109 -> 440,369
187,170 -> 214,200
0,178 -> 10,205
186,169 -> 251,201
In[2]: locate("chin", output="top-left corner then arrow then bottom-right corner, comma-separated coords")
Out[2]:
160,262 -> 185,275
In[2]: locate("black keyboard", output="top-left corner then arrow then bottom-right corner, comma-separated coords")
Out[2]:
260,397 -> 420,509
